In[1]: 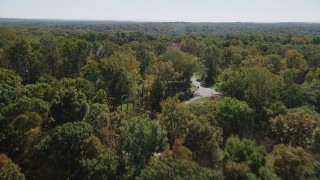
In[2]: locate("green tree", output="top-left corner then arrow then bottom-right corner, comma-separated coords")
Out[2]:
303,45 -> 320,71
50,88 -> 89,126
92,89 -> 108,104
6,38 -> 32,83
270,111 -> 317,147
5,112 -> 43,158
40,34 -> 60,76
61,78 -> 95,101
263,54 -> 286,74
24,83 -> 55,102
100,51 -> 141,110
180,38 -> 201,56
161,138 -> 193,162
0,97 -> 49,157
0,48 -> 9,68
267,144 -> 316,180
0,68 -> 22,88
148,61 -> 179,113
313,128 -> 320,152
38,122 -> 94,178
137,159 -> 222,180
285,50 -> 308,72
185,120 -> 223,168
3,97 -> 50,120
0,84 -> 17,108
315,161 -> 320,179
80,135 -> 107,160
220,48 -> 236,68
80,59 -> 102,86
280,83 -> 307,108
284,50 -> 308,84
305,79 -> 320,112
244,55 -> 285,74
224,136 -> 267,174
215,97 -> 253,138
60,39 -> 91,78
164,46 -> 204,100
126,41 -> 157,77
157,97 -> 196,144
0,68 -> 22,108
280,68 -> 300,84
92,40 -> 119,60
119,117 -> 168,176
84,103 -> 109,123
258,167 -> 280,180
218,66 -> 283,129
0,153 -> 25,180
77,152 -> 119,180
223,161 -> 256,180
202,45 -> 221,85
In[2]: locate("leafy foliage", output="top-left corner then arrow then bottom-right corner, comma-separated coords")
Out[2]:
3,97 -> 49,120
218,66 -> 284,129
267,144 -> 316,180
137,159 -> 223,180
77,152 -> 119,180
0,154 -> 25,180
100,50 -> 141,109
119,116 -> 168,176
185,120 -> 223,167
50,88 -> 89,125
0,67 -> 22,87
37,122 -> 94,178
215,97 -> 253,138
157,97 -> 196,144
270,111 -> 317,147
224,136 -> 267,174
0,24 -> 320,179
223,161 -> 255,180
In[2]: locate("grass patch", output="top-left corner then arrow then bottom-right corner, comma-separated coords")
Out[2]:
193,73 -> 202,81
191,83 -> 198,93
210,83 -> 219,89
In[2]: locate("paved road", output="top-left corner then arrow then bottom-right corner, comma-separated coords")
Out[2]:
185,77 -> 219,104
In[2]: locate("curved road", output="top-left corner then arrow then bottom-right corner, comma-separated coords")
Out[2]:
185,77 -> 219,104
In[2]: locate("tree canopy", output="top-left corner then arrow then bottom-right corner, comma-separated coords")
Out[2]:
0,24 -> 319,179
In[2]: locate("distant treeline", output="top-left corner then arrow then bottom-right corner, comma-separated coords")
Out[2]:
1,18 -> 320,35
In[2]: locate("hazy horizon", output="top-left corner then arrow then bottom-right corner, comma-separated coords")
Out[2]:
0,0 -> 320,23
1,17 -> 320,24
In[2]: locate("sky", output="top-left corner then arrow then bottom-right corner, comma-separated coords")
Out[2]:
0,0 -> 319,22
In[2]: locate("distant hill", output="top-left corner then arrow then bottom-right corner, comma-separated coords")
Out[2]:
1,18 -> 320,35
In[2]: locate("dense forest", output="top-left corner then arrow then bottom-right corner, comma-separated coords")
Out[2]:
0,22 -> 320,179
2,18 -> 320,35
